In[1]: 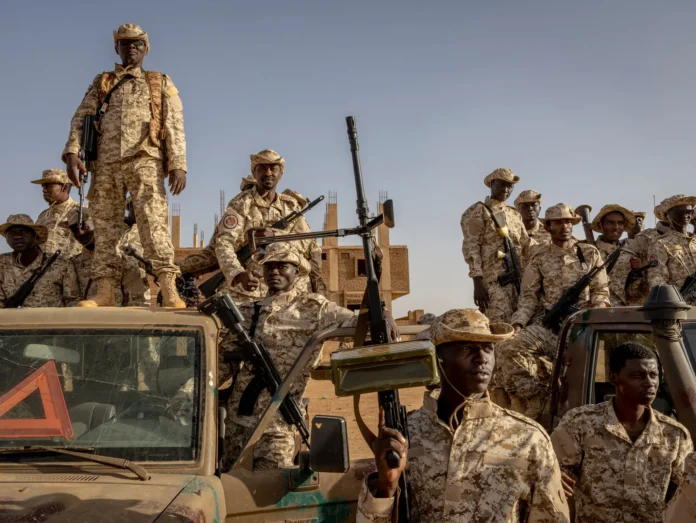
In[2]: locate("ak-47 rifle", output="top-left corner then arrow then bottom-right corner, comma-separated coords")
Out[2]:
681,272 -> 696,304
542,246 -> 622,334
4,251 -> 61,308
196,195 -> 325,299
244,117 -> 409,521
78,115 -> 97,229
198,293 -> 310,447
121,245 -> 156,281
625,258 -> 660,291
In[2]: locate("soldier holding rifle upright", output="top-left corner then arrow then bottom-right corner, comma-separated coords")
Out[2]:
62,24 -> 187,308
32,169 -> 82,258
356,309 -> 569,523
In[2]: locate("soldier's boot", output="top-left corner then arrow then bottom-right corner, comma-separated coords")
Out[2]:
509,395 -> 526,414
78,278 -> 116,307
159,272 -> 186,308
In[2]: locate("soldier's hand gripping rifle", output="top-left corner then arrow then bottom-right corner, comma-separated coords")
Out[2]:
197,195 -> 325,299
4,250 -> 61,308
197,293 -> 310,447
78,115 -> 97,229
496,230 -> 522,294
542,246 -> 622,334
625,258 -> 660,291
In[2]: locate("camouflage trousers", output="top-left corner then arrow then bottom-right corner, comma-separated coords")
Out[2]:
90,154 -> 179,281
223,419 -> 297,472
496,323 -> 558,411
482,280 -> 518,324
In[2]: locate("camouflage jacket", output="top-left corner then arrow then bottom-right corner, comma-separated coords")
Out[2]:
460,197 -> 531,284
228,287 -> 353,433
511,240 -> 610,327
63,65 -> 186,171
646,228 -> 696,303
36,197 -> 83,258
665,452 -> 696,523
0,249 -> 80,307
214,187 -> 322,302
551,401 -> 693,523
594,236 -> 624,305
528,219 -> 551,244
357,392 -> 569,523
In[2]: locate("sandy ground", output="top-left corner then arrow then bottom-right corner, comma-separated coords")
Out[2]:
304,378 -> 426,461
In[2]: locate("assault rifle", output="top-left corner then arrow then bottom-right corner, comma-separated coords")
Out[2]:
198,293 -> 310,447
542,246 -> 622,334
245,117 -> 410,522
121,245 -> 156,281
78,115 -> 97,229
4,250 -> 61,308
625,259 -> 660,291
196,195 -> 325,299
496,235 -> 522,294
681,273 -> 696,304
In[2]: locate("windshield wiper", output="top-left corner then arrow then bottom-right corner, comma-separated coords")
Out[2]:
0,446 -> 149,481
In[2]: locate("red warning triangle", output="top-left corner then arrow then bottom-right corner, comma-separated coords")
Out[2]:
0,360 -> 73,440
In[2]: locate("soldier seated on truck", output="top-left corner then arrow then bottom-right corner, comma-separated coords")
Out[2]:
552,342 -> 693,523
356,309 -> 569,523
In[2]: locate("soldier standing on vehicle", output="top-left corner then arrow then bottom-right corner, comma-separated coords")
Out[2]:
646,195 -> 696,305
0,214 -> 79,307
356,309 -> 569,523
496,204 -> 610,419
32,169 -> 82,258
67,207 -> 149,306
210,149 -> 325,304
628,211 -> 645,240
63,24 -> 186,308
552,342 -> 692,523
514,189 -> 551,244
221,243 -> 354,470
460,168 -> 531,323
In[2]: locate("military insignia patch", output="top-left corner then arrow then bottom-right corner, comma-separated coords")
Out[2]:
648,254 -> 658,264
223,214 -> 238,229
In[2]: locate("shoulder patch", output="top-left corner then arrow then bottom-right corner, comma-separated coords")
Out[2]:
498,405 -> 551,442
222,213 -> 239,230
164,85 -> 179,98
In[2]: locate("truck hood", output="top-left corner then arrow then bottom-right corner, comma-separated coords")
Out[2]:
0,472 -> 196,522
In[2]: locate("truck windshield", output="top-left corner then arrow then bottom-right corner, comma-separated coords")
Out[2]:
0,328 -> 201,462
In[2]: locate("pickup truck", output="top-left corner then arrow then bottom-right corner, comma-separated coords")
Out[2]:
0,294 -> 693,522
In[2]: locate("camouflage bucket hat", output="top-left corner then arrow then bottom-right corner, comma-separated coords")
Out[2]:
545,203 -> 582,225
654,194 -> 696,221
0,214 -> 48,244
113,24 -> 150,54
483,168 -> 519,188
30,169 -> 72,186
514,190 -> 542,209
415,309 -> 514,345
252,242 -> 310,275
65,207 -> 91,228
250,149 -> 285,175
591,204 -> 636,233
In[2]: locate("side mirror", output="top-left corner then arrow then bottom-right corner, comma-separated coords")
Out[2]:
309,415 -> 350,473
383,199 -> 395,229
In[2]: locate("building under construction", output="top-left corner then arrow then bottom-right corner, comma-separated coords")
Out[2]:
159,190 -> 410,309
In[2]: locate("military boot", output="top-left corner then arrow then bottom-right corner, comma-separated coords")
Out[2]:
78,278 -> 116,307
159,272 -> 186,308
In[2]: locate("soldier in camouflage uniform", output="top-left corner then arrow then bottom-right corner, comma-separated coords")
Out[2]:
0,214 -> 80,307
460,168 -> 531,323
357,309 -> 569,523
666,452 -> 696,522
63,24 -> 186,308
646,195 -> 696,305
552,342 -> 692,523
222,243 -> 353,470
514,189 -> 551,244
32,169 -> 82,258
496,204 -> 610,419
628,210 -> 645,240
207,149 -> 325,305
66,207 -> 150,306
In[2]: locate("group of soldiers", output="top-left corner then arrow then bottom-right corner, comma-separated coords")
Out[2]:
1,22 -> 696,523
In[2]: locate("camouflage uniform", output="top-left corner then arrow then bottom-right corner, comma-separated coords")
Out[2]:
31,169 -> 82,258
461,169 -> 531,323
356,392 -> 569,523
666,452 -> 696,523
514,190 -> 551,244
0,215 -> 80,308
213,152 -> 323,304
222,244 -> 352,470
496,205 -> 610,417
552,401 -> 693,523
610,223 -> 669,306
62,25 -> 184,303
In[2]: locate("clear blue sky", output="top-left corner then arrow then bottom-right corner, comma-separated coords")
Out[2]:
1,1 -> 694,316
